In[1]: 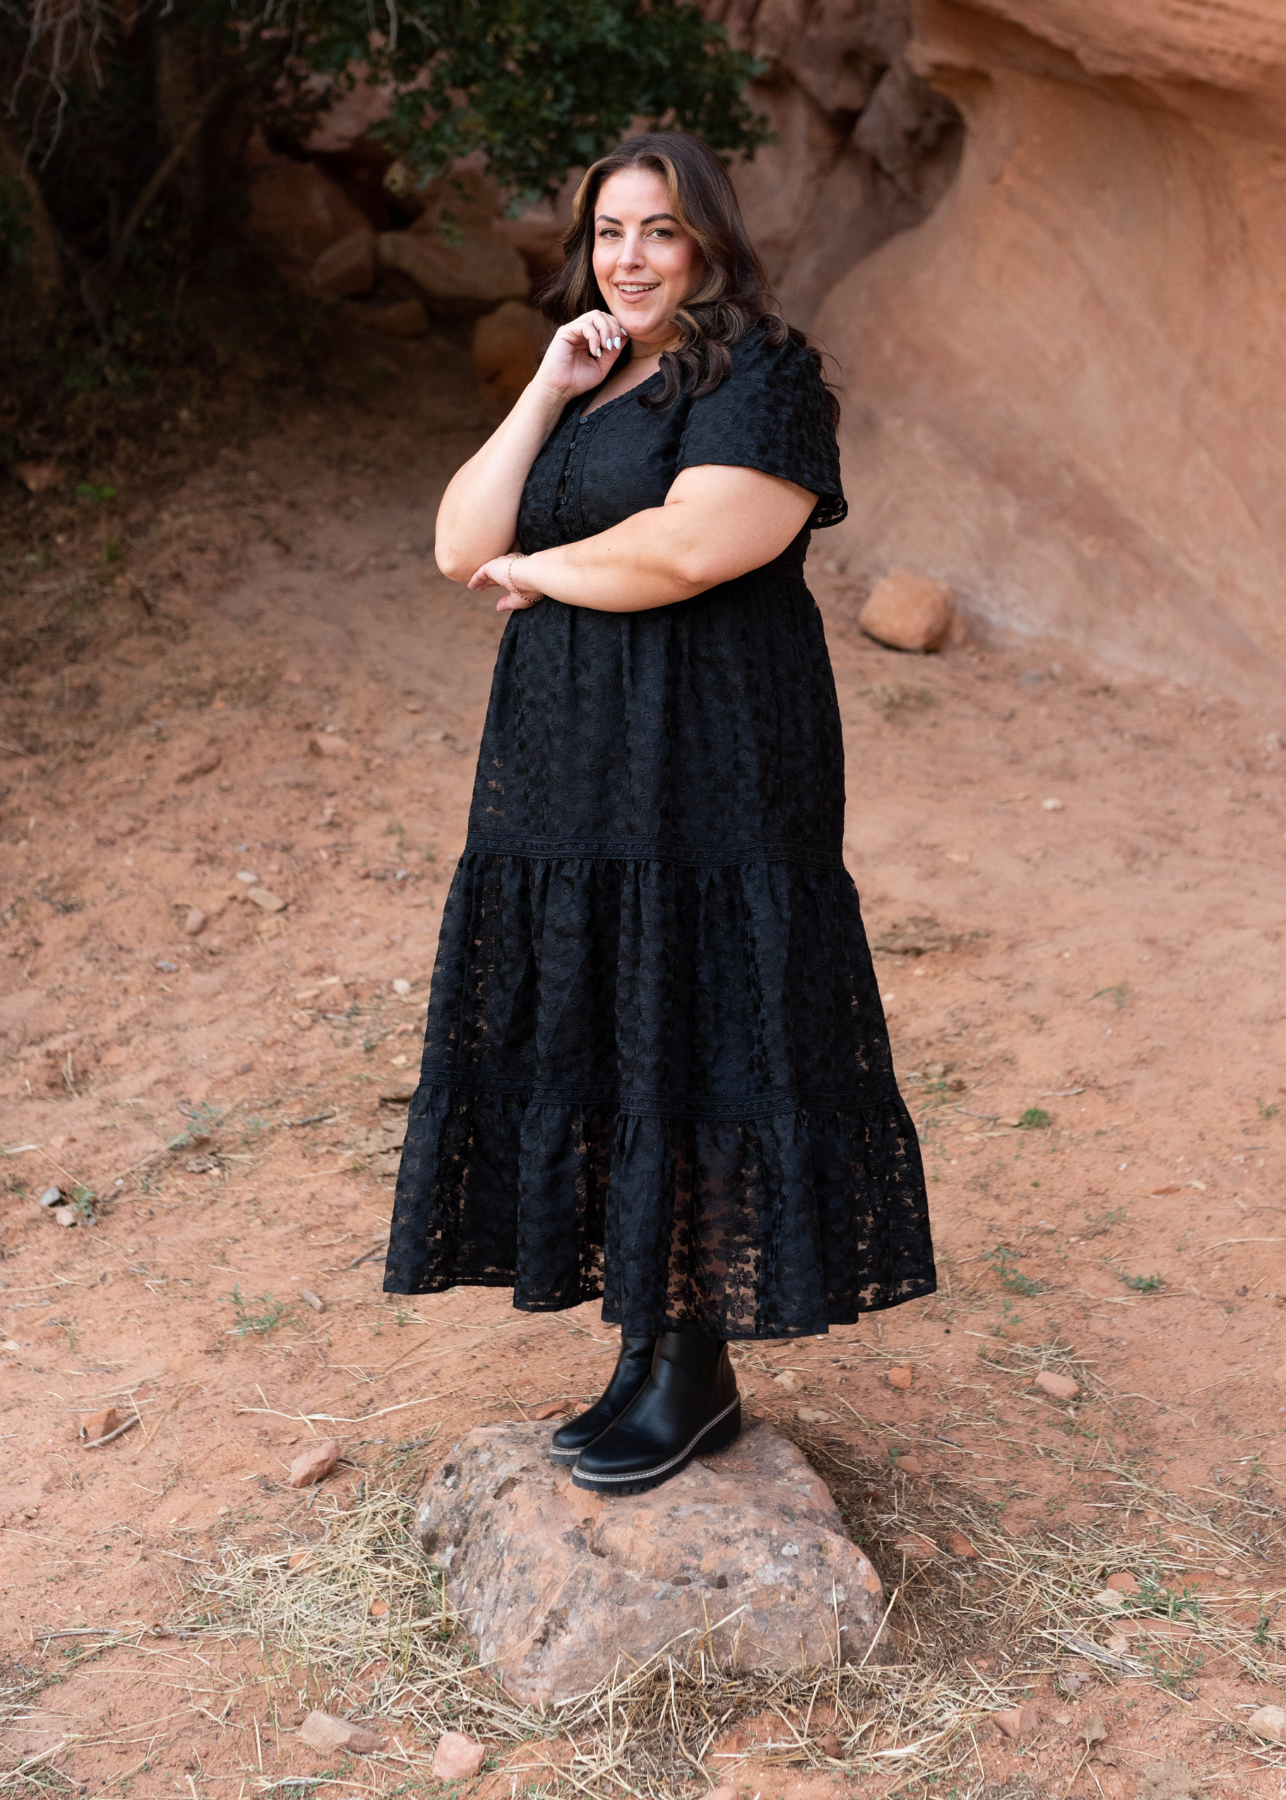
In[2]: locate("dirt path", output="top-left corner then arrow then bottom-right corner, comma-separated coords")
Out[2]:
2,329 -> 1285,1797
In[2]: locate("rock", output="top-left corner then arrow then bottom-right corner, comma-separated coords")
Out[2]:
310,226 -> 377,299
886,1366 -> 913,1389
246,887 -> 287,913
772,1370 -> 800,1392
299,1289 -> 326,1313
1105,1571 -> 1139,1594
236,870 -> 258,884
38,1185 -> 63,1208
309,734 -> 350,757
54,1205 -> 78,1227
1081,1711 -> 1107,1748
414,1420 -> 883,1704
350,299 -> 428,338
494,212 -> 566,284
288,1439 -> 344,1487
796,1407 -> 838,1424
156,960 -> 179,973
817,1733 -> 842,1760
183,907 -> 207,936
247,156 -> 371,278
947,1531 -> 979,1558
1091,1588 -> 1126,1609
14,460 -> 63,494
1033,1371 -> 1078,1401
1041,797 -> 1066,812
814,0 -> 1286,698
287,1550 -> 314,1571
392,978 -> 411,995
176,751 -> 221,785
298,1710 -> 386,1754
858,568 -> 956,653
377,224 -> 529,313
531,1402 -> 569,1420
1,1340 -> 20,1354
473,301 -> 551,417
993,1703 -> 1040,1739
431,1731 -> 486,1779
81,1407 -> 123,1443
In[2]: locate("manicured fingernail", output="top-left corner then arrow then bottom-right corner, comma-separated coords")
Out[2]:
614,337 -> 621,348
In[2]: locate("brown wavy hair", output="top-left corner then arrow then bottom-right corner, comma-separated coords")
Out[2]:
539,131 -> 838,422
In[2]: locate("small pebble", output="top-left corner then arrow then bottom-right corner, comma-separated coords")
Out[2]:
392,978 -> 411,995
156,959 -> 179,972
298,1711 -> 386,1754
431,1731 -> 486,1780
772,1370 -> 800,1392
1105,1570 -> 1139,1594
247,886 -> 287,913
236,870 -> 258,883
1248,1705 -> 1286,1744
887,1365 -> 913,1389
288,1439 -> 343,1487
299,1289 -> 326,1313
38,1185 -> 63,1208
1033,1370 -> 1079,1401
183,907 -> 207,935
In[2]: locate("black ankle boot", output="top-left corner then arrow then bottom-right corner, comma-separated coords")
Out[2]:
549,1335 -> 656,1465
571,1332 -> 740,1494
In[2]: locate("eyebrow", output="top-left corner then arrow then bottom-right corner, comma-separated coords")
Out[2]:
595,213 -> 679,226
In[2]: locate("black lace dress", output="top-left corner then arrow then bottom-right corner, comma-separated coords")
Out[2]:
384,325 -> 935,1339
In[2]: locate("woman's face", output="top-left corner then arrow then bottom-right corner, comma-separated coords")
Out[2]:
591,166 -> 702,350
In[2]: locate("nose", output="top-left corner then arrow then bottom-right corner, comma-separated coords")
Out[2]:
618,230 -> 646,269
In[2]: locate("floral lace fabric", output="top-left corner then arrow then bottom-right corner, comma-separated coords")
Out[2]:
384,327 -> 935,1337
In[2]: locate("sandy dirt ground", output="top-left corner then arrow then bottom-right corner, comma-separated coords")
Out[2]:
2,328 -> 1285,1799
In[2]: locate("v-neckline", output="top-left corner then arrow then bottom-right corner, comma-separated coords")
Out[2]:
578,368 -> 663,422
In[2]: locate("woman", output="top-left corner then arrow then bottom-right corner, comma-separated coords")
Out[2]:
385,132 -> 935,1496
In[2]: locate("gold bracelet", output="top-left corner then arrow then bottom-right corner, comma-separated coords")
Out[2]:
506,554 -> 545,606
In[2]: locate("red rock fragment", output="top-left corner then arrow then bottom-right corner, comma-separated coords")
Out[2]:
298,1710 -> 386,1754
431,1730 -> 486,1778
1105,1571 -> 1139,1594
80,1407 -> 123,1443
887,1366 -> 913,1389
1033,1370 -> 1079,1401
994,1703 -> 1040,1739
947,1531 -> 979,1558
288,1439 -> 343,1487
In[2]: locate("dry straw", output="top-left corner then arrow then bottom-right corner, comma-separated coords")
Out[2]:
150,1423 -> 1286,1799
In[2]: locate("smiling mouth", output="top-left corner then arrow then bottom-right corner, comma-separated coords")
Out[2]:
615,282 -> 660,297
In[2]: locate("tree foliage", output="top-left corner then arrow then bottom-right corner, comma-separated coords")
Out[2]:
225,0 -> 770,199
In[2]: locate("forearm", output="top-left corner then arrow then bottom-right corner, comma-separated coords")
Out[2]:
434,379 -> 567,580
520,507 -> 705,613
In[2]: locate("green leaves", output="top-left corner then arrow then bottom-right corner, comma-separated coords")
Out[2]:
220,0 -> 769,198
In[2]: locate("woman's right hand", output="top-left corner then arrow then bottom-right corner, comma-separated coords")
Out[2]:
537,311 -> 629,401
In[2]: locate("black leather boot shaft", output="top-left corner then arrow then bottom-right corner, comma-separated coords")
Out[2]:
549,1335 -> 656,1464
571,1331 -> 740,1494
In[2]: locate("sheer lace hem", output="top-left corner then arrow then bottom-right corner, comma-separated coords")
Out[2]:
384,1085 -> 936,1340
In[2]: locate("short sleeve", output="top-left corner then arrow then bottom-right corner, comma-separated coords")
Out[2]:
675,327 -> 847,529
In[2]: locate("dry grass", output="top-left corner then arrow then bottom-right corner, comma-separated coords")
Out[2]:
138,1421 -> 1286,1800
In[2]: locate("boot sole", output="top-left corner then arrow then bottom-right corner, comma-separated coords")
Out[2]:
548,1445 -> 582,1465
570,1397 -> 741,1495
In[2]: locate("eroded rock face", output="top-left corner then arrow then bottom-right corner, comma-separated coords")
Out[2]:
414,1419 -> 883,1705
709,0 -> 962,324
816,0 -> 1286,692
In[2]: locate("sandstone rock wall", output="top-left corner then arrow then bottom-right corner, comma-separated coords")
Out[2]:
813,0 -> 1286,693
709,0 -> 962,323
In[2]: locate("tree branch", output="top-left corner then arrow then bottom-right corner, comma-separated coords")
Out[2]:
110,71 -> 234,268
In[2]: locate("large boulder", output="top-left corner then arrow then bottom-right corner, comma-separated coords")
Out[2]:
377,227 -> 529,313
246,153 -> 371,277
472,302 -> 551,417
813,0 -> 1286,693
414,1419 -> 884,1705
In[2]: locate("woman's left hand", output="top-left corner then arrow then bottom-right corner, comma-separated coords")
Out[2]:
468,554 -> 545,613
